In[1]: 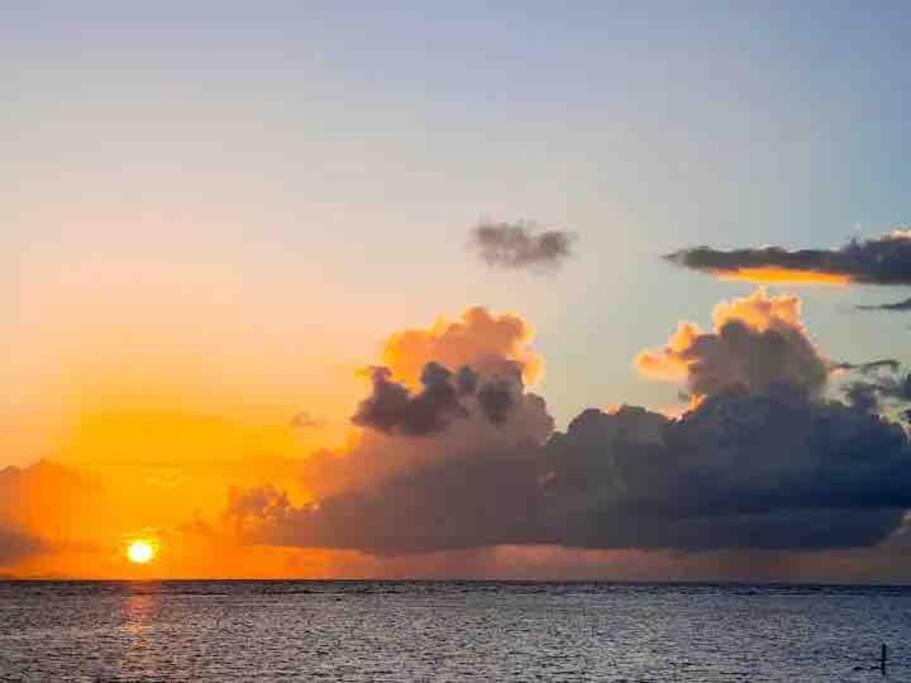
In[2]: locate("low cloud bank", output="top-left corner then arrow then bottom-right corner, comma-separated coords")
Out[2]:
230,297 -> 911,556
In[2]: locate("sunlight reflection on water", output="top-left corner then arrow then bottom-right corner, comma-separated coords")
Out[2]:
0,581 -> 909,681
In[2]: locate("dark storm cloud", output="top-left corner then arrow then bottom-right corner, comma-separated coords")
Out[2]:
541,391 -> 910,551
232,387 -> 911,555
226,294 -> 911,558
352,364 -> 467,436
841,362 -> 911,415
229,455 -> 543,554
857,296 -> 911,312
666,230 -> 911,284
470,220 -> 574,269
477,380 -> 515,424
352,362 -> 518,436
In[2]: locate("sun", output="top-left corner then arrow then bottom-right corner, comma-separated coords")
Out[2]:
126,539 -> 157,564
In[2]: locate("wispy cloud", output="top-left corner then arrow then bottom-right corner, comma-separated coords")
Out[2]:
857,296 -> 911,312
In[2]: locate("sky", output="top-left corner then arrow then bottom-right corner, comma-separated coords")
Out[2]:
3,1 -> 911,580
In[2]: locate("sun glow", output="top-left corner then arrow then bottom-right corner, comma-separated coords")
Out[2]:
127,539 -> 157,564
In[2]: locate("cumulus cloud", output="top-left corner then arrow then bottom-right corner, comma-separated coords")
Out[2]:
381,306 -> 542,387
226,295 -> 911,557
666,229 -> 911,285
352,362 -> 533,436
634,289 -> 830,398
290,308 -> 553,500
352,363 -> 469,436
470,220 -> 574,270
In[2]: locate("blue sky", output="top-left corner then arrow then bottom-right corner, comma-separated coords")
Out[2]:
3,1 -> 911,442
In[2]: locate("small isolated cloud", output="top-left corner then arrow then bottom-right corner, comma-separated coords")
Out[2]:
834,359 -> 900,374
470,220 -> 574,270
666,229 -> 911,285
291,411 -> 325,429
857,296 -> 911,312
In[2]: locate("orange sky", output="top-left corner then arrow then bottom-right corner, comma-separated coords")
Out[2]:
0,306 -> 555,579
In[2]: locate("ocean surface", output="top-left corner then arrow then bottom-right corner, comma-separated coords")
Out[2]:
1,581 -> 909,681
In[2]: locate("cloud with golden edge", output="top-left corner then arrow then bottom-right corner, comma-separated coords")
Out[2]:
380,306 -> 542,387
715,267 -> 851,286
666,229 -> 911,286
635,288 -> 830,398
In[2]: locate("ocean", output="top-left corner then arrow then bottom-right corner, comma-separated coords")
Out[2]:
1,581 -> 909,681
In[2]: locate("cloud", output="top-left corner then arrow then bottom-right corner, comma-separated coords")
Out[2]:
230,387 -> 911,554
835,359 -> 901,374
381,306 -> 542,387
352,362 -> 535,436
634,288 -> 829,398
290,411 -> 325,429
290,308 -> 553,501
666,229 -> 911,285
352,363 -> 470,436
228,454 -> 543,554
542,390 -> 909,551
840,361 -> 911,415
0,460 -> 99,567
227,295 -> 911,557
0,529 -> 47,566
857,296 -> 911,312
470,220 -> 574,270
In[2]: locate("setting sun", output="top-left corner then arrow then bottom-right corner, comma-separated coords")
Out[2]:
126,540 -> 157,565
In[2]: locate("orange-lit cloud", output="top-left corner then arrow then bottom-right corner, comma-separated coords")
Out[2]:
666,230 -> 911,285
635,288 -> 829,398
293,307 -> 553,502
381,306 -> 543,387
711,286 -> 804,329
634,321 -> 701,383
